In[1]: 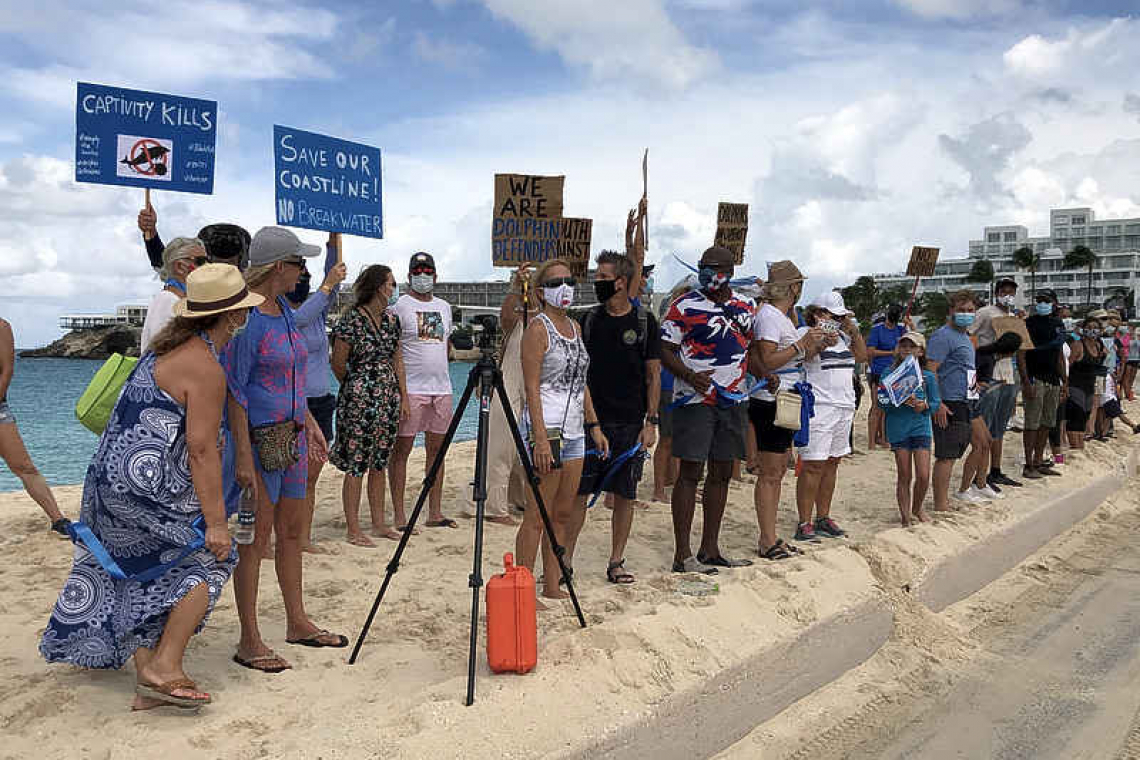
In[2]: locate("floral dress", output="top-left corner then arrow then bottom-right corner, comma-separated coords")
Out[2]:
330,308 -> 402,477
40,351 -> 237,669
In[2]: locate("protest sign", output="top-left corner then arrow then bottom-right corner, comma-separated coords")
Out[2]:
883,355 -> 924,407
906,246 -> 941,277
274,126 -> 383,239
992,316 -> 1035,350
558,218 -> 592,277
714,202 -> 749,264
491,174 -> 565,266
75,82 -> 216,194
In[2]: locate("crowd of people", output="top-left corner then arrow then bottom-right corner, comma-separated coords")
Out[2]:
4,197 -> 1136,711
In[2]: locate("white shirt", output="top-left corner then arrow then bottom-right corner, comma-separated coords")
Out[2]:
389,294 -> 452,395
752,303 -> 802,402
802,329 -> 856,409
139,289 -> 181,355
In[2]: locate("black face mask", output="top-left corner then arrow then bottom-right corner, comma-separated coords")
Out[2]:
594,279 -> 618,303
887,308 -> 902,324
288,272 -> 312,304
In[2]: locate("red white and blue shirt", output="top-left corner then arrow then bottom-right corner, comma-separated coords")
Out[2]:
661,289 -> 755,406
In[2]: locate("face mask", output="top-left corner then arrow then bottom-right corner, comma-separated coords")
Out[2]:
887,308 -> 902,324
698,266 -> 729,293
1063,318 -> 1077,331
594,279 -> 618,302
953,312 -> 975,328
999,295 -> 1016,308
1034,302 -> 1053,316
288,272 -> 311,304
410,274 -> 434,294
1085,328 -> 1101,338
645,275 -> 655,295
389,282 -> 400,302
544,284 -> 575,309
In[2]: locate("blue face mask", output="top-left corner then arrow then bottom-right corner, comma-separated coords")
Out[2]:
389,282 -> 400,302
953,312 -> 975,329
1035,301 -> 1053,316
698,266 -> 730,293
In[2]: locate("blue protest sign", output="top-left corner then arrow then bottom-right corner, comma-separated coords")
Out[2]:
274,125 -> 383,239
75,82 -> 216,194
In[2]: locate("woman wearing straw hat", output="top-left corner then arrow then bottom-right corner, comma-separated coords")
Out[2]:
41,263 -> 262,711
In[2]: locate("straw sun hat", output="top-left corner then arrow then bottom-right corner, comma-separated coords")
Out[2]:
173,263 -> 264,318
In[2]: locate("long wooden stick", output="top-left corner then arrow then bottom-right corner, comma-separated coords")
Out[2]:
642,148 -> 648,252
904,275 -> 920,320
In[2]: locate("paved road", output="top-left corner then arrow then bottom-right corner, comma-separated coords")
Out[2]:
859,510 -> 1140,760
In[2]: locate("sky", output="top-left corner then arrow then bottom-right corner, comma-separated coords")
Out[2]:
2,0 -> 1140,346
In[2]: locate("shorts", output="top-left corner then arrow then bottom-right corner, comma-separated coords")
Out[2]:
978,383 -> 1018,440
1103,399 -> 1124,420
398,393 -> 454,437
934,400 -> 971,460
801,405 -> 854,461
522,435 -> 586,467
578,422 -> 645,500
891,435 -> 931,452
659,391 -> 674,438
1022,380 -> 1061,431
306,394 -> 336,445
748,398 -> 796,453
0,400 -> 14,425
672,402 -> 748,463
1128,360 -> 1140,368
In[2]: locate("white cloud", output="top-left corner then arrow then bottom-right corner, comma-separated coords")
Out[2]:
477,0 -> 718,89
893,0 -> 1024,20
1004,18 -> 1137,83
412,31 -> 488,70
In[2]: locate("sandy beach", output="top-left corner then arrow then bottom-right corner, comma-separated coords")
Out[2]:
1,403 -> 1136,759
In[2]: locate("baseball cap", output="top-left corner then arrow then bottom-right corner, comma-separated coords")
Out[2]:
1036,288 -> 1058,302
995,277 -> 1018,291
410,251 -> 436,271
810,290 -> 853,317
248,226 -> 321,267
198,223 -> 251,267
900,330 -> 926,349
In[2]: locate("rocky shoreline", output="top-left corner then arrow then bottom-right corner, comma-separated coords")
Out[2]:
19,326 -> 141,360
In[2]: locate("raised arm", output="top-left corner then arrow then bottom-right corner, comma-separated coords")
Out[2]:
625,197 -> 647,301
137,199 -> 164,270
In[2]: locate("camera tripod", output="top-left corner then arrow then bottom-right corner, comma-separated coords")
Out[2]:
348,340 -> 587,706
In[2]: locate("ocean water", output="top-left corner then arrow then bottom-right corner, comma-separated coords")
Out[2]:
1,356 -> 480,492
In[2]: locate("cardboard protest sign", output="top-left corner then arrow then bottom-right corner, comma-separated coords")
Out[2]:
558,218 -> 592,277
906,246 -> 940,277
274,126 -> 383,239
992,316 -> 1035,350
492,174 -> 565,266
714,203 -> 749,264
75,82 -> 216,194
883,355 -> 925,406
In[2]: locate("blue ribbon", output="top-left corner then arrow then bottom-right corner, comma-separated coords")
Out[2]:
669,254 -> 761,288
66,516 -> 207,584
584,443 -> 645,507
667,381 -> 747,410
792,381 -> 816,448
165,278 -> 187,293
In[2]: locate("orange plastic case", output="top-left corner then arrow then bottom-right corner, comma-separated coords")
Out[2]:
486,553 -> 538,674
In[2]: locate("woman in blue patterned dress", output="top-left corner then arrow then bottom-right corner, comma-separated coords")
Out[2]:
40,264 -> 262,710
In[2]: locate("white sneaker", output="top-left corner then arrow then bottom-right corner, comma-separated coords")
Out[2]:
974,484 -> 1003,500
953,489 -> 982,505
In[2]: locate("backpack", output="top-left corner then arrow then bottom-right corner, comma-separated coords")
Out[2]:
581,303 -> 650,360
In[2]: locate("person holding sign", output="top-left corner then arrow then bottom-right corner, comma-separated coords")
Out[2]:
876,331 -> 940,526
865,305 -> 908,450
223,227 -> 344,673
388,253 -> 456,529
927,291 -> 980,511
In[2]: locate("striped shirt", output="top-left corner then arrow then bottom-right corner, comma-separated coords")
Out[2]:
803,331 -> 857,408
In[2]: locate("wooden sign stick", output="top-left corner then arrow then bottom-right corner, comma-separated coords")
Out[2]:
904,276 -> 920,320
144,188 -> 151,210
642,148 -> 649,252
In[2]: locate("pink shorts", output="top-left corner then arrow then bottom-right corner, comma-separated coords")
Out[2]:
399,394 -> 454,437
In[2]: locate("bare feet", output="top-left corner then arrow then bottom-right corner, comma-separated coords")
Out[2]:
912,509 -> 930,523
541,586 -> 570,600
395,524 -> 420,535
486,514 -> 518,526
370,527 -> 402,541
652,490 -> 668,503
302,542 -> 329,555
347,532 -> 376,547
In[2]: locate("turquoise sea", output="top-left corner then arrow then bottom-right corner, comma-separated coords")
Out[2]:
1,356 -> 480,493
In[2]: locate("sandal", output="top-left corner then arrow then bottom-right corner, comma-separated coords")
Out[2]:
758,539 -> 801,561
696,553 -> 754,568
135,678 -> 211,708
425,518 -> 458,529
286,629 -> 349,648
606,559 -> 635,584
232,652 -> 291,673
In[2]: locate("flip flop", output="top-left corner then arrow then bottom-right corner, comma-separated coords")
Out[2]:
135,678 -> 211,708
232,653 -> 291,673
606,559 -> 635,584
425,518 -> 458,528
286,630 -> 349,648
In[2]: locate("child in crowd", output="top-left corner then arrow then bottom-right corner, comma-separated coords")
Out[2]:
1096,374 -> 1140,439
878,331 -> 941,527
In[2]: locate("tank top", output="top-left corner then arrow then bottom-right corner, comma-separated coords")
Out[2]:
1069,341 -> 1105,394
531,312 -> 588,439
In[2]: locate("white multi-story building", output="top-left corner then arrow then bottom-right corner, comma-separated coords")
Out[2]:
874,207 -> 1140,315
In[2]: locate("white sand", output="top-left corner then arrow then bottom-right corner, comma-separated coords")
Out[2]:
1,406 -> 1134,759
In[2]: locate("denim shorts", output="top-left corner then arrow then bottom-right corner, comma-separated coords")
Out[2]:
562,436 -> 586,461
0,400 -> 14,425
891,435 -> 931,452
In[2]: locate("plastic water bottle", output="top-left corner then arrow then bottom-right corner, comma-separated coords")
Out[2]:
234,489 -> 256,545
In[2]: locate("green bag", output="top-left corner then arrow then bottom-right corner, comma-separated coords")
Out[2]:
75,353 -> 138,434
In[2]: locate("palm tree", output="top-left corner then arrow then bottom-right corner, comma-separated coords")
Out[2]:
1012,246 -> 1039,300
1063,244 -> 1097,310
966,259 -> 995,302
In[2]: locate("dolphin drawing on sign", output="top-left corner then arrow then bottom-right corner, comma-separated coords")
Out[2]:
121,142 -> 169,176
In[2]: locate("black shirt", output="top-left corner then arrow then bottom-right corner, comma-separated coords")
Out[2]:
1025,314 -> 1064,384
580,305 -> 660,424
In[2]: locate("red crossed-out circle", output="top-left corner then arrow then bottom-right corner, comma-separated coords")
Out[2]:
128,139 -> 168,176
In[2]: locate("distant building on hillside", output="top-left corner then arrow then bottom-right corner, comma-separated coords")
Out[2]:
59,304 -> 148,331
873,207 -> 1140,317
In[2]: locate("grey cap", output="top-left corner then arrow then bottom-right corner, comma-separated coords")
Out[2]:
248,226 -> 322,267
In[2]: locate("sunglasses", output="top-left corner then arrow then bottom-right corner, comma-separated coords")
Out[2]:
191,255 -> 208,267
410,266 -> 435,276
543,277 -> 577,288
282,258 -> 307,269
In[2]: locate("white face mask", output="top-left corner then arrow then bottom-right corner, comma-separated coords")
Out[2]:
543,284 -> 575,309
999,294 -> 1016,308
410,274 -> 434,294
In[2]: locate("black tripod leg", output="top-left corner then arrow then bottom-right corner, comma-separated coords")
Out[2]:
348,367 -> 480,665
493,371 -> 587,628
464,365 -> 494,706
